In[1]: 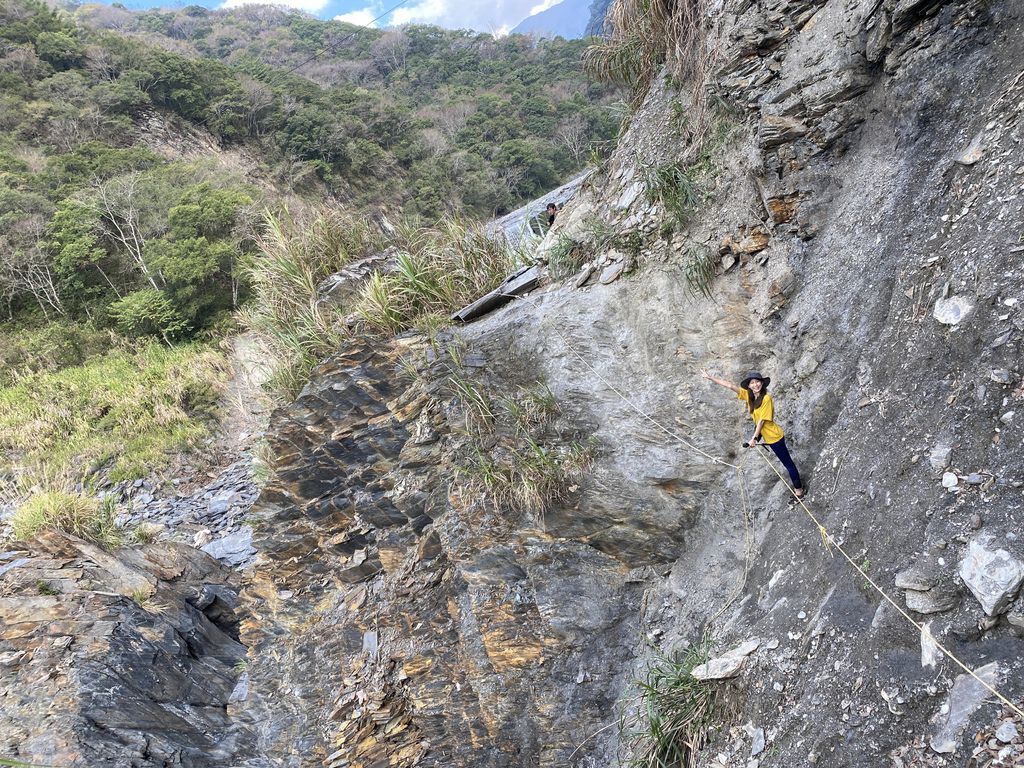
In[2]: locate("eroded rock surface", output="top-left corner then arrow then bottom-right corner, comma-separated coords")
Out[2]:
0,533 -> 248,766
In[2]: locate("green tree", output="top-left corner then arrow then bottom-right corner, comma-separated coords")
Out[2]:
108,288 -> 188,339
35,31 -> 85,69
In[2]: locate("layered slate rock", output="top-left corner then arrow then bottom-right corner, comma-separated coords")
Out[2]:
235,337 -> 669,767
0,533 -> 248,767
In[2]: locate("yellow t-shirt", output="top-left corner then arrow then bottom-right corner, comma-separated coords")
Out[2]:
737,390 -> 785,444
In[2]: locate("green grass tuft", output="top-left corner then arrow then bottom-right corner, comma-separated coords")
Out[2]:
546,233 -> 587,280
9,491 -> 122,549
239,206 -> 383,397
356,217 -> 523,334
625,637 -> 720,768
679,247 -> 716,300
643,163 -> 704,224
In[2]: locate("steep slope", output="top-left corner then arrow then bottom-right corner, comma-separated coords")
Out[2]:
231,0 -> 1024,765
3,0 -> 1024,766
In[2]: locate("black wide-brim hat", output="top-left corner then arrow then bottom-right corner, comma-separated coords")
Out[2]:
741,371 -> 770,389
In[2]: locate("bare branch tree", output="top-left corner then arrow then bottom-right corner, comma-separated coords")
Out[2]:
370,30 -> 410,76
238,76 -> 275,138
555,115 -> 590,167
0,217 -> 64,318
89,173 -> 162,290
437,102 -> 475,140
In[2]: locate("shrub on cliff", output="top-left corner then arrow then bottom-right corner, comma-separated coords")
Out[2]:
356,217 -> 523,334
624,639 -> 720,768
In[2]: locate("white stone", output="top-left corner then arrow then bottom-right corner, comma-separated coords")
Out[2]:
942,472 -> 959,489
933,296 -> 974,325
690,639 -> 760,680
615,181 -> 644,211
920,621 -> 940,669
958,536 -> 1024,616
995,721 -> 1018,743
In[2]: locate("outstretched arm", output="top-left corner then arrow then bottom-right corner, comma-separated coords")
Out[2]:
700,368 -> 740,394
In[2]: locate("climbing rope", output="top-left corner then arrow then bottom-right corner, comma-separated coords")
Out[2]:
499,290 -> 1024,722
750,446 -> 1024,721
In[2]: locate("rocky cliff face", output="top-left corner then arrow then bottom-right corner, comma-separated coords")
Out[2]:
232,0 -> 1024,764
3,0 -> 1023,766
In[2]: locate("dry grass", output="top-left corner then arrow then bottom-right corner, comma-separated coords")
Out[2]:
8,490 -> 122,549
239,206 -> 383,396
131,588 -> 170,615
356,217 -> 523,334
585,0 -> 713,146
458,438 -> 593,519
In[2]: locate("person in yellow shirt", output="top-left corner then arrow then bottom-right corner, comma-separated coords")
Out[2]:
701,368 -> 805,499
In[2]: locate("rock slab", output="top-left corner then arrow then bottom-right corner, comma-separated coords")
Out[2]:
930,662 -> 1001,754
958,536 -> 1024,616
691,639 -> 760,680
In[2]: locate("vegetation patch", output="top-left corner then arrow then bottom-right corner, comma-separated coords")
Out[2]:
546,233 -> 588,280
240,207 -> 382,396
679,246 -> 716,299
8,490 -> 121,548
547,218 -> 643,280
0,340 -> 227,486
643,163 -> 705,224
585,0 -> 709,115
442,352 -> 595,525
458,437 -> 593,520
623,638 -> 721,768
356,218 -> 523,335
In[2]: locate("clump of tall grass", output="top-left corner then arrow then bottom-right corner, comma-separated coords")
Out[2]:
444,359 -> 593,524
585,0 -> 710,112
679,246 -> 715,299
623,637 -> 720,768
9,490 -> 122,549
240,206 -> 384,396
500,382 -> 559,433
457,438 -> 593,520
643,163 -> 704,224
356,217 -> 523,334
546,233 -> 587,280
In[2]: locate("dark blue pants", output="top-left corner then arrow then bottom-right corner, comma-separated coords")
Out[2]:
766,437 -> 802,490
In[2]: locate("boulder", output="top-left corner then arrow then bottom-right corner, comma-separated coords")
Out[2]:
930,663 -> 1001,754
905,588 -> 959,615
958,536 -> 1024,616
202,527 -> 257,569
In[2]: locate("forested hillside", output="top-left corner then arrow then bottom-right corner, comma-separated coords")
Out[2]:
0,0 -> 618,494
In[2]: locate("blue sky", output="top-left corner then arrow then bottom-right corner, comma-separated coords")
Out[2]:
113,0 -> 566,34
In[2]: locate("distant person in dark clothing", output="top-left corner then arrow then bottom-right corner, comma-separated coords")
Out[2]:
546,202 -> 558,228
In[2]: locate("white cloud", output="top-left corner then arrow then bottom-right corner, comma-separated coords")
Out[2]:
527,0 -> 560,16
389,0 -> 554,34
221,0 -> 330,13
334,7 -> 379,26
